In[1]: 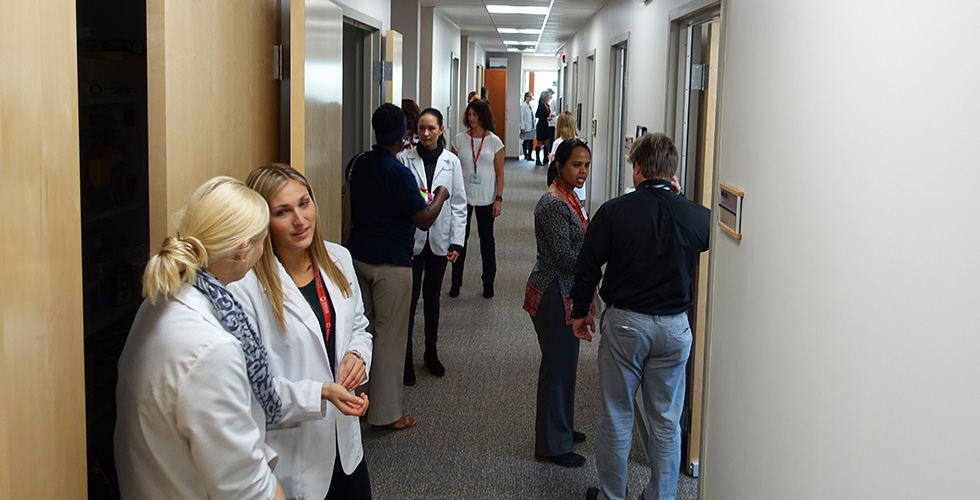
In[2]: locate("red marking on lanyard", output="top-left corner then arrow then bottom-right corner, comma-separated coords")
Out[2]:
312,269 -> 332,344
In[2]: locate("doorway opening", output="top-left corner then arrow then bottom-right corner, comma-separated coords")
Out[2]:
343,17 -> 382,166
76,0 -> 149,496
666,0 -> 722,479
582,51 -> 597,213
606,38 -> 628,201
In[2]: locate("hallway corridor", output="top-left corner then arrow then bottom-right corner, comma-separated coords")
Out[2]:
362,159 -> 699,499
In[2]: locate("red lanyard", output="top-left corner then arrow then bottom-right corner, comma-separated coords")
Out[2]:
470,130 -> 487,174
312,269 -> 332,344
554,182 -> 587,232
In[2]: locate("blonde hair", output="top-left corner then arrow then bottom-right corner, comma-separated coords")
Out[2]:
142,176 -> 269,303
246,163 -> 352,331
556,111 -> 576,141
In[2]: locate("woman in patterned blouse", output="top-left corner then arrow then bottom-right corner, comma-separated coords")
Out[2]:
523,138 -> 593,468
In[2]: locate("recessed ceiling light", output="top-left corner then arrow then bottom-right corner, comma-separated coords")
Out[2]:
487,5 -> 550,15
497,28 -> 543,34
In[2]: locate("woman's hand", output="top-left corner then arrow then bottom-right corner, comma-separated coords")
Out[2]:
446,250 -> 460,263
321,383 -> 370,416
337,352 -> 366,392
492,200 -> 502,217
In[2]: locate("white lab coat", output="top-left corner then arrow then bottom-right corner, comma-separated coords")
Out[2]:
520,102 -> 536,140
398,147 -> 468,256
115,284 -> 278,500
230,241 -> 373,500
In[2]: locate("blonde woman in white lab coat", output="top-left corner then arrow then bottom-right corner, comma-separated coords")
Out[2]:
231,163 -> 373,500
115,176 -> 287,500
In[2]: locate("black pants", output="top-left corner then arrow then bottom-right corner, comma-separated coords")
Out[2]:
530,282 -> 580,456
408,241 -> 448,356
324,448 -> 371,500
451,203 -> 496,291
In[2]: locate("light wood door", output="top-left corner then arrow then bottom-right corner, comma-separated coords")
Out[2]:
686,19 -> 721,476
0,0 -> 87,496
146,0 -> 279,245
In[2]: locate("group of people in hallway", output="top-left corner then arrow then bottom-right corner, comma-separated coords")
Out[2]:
524,131 -> 710,500
114,97 -> 505,499
521,88 -> 559,166
112,88 -> 708,500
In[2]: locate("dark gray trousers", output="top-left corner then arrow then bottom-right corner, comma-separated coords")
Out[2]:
530,281 -> 580,456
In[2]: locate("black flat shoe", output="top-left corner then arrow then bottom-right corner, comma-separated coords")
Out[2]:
535,452 -> 586,468
424,351 -> 445,377
586,486 -> 599,500
573,430 -> 586,443
483,283 -> 494,298
448,285 -> 460,298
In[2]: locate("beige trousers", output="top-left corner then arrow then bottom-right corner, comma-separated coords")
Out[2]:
353,260 -> 413,426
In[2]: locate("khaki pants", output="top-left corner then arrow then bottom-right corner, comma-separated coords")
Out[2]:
353,260 -> 413,426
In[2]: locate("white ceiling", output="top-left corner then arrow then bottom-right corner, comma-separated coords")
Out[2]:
423,0 -> 607,55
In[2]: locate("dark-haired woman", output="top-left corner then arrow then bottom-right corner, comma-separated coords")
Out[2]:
449,99 -> 505,299
523,139 -> 593,468
535,90 -> 555,166
520,91 -> 536,162
397,108 -> 467,383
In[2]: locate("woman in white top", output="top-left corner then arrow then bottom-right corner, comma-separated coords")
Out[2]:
397,108 -> 468,383
115,177 -> 286,500
548,111 -> 588,202
449,99 -> 505,299
520,91 -> 536,162
231,163 -> 373,500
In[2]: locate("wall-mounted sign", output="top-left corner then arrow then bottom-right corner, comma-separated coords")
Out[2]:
718,183 -> 743,240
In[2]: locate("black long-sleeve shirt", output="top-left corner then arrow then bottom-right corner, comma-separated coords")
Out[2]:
570,179 -> 711,318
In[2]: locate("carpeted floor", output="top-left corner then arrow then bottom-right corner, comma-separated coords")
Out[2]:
362,158 -> 699,500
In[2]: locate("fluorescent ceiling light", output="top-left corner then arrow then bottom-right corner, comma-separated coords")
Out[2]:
498,28 -> 542,34
503,40 -> 536,45
487,5 -> 550,15
507,48 -> 521,52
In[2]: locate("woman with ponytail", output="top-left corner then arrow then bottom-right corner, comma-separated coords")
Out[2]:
231,163 -> 373,500
115,177 -> 287,499
397,108 -> 467,384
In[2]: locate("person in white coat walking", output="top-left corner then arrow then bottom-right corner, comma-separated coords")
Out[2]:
397,108 -> 467,384
520,91 -> 536,161
115,177 -> 287,500
232,163 -> 374,500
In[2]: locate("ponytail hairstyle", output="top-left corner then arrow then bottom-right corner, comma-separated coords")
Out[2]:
419,107 -> 447,148
142,176 -> 269,303
246,163 -> 353,332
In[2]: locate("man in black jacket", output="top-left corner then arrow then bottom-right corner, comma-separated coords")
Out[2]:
571,133 -> 709,500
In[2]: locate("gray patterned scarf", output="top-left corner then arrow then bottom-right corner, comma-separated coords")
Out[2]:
193,269 -> 282,425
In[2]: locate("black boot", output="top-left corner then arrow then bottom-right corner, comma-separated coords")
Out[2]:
535,147 -> 543,166
424,349 -> 445,377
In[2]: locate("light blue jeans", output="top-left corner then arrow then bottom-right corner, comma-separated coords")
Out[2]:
595,307 -> 692,500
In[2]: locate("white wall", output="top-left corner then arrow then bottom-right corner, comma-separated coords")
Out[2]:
419,7 -> 460,114
558,0 -> 686,206
700,1 -> 980,498
522,54 -> 559,72
332,0 -> 389,31
390,0 -> 420,99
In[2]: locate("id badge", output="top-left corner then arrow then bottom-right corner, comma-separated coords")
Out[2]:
470,173 -> 481,184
